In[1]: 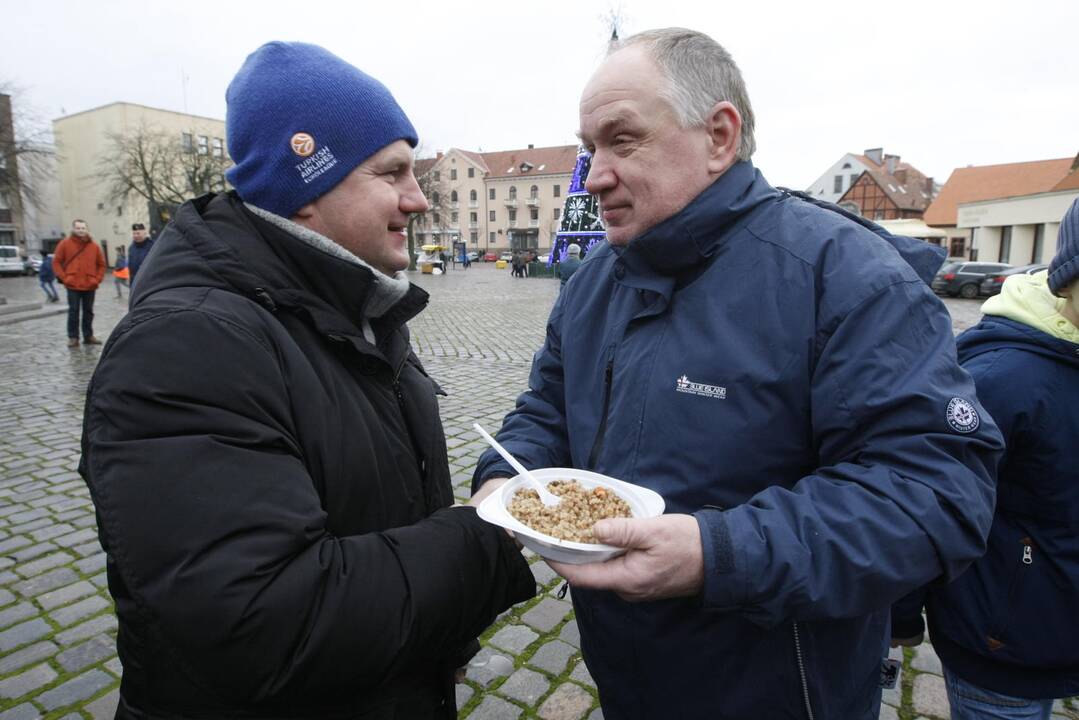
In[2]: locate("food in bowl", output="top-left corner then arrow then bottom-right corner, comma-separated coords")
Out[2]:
507,479 -> 632,543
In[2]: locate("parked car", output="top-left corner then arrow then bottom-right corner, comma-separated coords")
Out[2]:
500,251 -> 514,262
466,251 -> 479,262
978,263 -> 1048,296
537,253 -> 550,264
483,251 -> 498,262
0,246 -> 25,276
931,261 -> 1012,298
24,255 -> 43,275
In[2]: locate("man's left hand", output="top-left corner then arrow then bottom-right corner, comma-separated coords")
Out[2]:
548,514 -> 704,602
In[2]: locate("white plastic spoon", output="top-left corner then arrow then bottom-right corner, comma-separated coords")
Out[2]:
472,423 -> 560,507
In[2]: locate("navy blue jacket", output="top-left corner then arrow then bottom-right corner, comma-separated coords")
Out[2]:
475,162 -> 1003,719
126,237 -> 155,283
558,257 -> 582,288
38,255 -> 55,282
894,315 -> 1079,699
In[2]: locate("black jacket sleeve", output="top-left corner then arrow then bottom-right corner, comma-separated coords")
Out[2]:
82,308 -> 534,701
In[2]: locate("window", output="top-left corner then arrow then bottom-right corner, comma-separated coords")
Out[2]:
530,208 -> 538,220
850,174 -> 858,187
554,184 -> 561,197
489,210 -> 496,222
468,168 -> 475,178
833,175 -> 843,193
181,133 -> 193,152
489,232 -> 496,244
470,231 -> 478,242
197,135 -> 209,155
432,191 -> 440,206
451,211 -> 458,223
509,209 -> 517,221
1032,224 -> 1045,263
433,213 -> 441,225
553,208 -> 561,220
433,171 -> 440,181
509,186 -> 517,200
117,206 -> 123,217
450,169 -> 457,180
450,190 -> 458,202
470,212 -> 477,223
212,137 -> 224,158
530,185 -> 538,199
489,188 -> 496,200
842,162 -> 852,169
470,189 -> 477,202
998,226 -> 1012,263
97,202 -> 105,211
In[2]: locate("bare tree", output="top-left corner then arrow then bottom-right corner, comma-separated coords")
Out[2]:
407,148 -> 450,270
95,122 -> 232,210
0,83 -> 56,214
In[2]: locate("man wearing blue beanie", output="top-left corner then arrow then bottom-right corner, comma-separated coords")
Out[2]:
79,41 -> 534,719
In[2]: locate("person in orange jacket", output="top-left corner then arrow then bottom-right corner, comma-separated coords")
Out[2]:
52,219 -> 106,347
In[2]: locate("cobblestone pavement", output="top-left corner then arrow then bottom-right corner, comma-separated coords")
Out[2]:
0,267 -> 1074,719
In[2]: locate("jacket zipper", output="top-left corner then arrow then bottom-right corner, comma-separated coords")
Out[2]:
792,622 -> 815,720
392,363 -> 426,478
587,355 -> 615,469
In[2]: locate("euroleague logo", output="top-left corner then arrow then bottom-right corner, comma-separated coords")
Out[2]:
290,132 -> 315,157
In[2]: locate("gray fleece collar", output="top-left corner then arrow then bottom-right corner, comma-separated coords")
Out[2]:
245,202 -> 410,319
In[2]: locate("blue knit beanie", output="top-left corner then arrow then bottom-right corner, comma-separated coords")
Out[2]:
225,42 -> 418,218
1048,197 -> 1079,296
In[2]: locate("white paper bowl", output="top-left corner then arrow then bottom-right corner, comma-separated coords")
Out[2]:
476,468 -> 665,565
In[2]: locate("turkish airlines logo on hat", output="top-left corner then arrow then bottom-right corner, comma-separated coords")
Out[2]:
290,132 -> 315,157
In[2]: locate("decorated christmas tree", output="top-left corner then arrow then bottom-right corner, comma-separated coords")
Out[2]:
548,147 -> 605,266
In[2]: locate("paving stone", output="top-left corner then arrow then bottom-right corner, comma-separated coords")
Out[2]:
56,613 -> 118,646
36,669 -> 115,711
530,560 -> 558,587
54,528 -> 99,549
912,643 -> 943,675
488,624 -> 538,654
467,696 -> 522,720
569,660 -> 595,688
8,541 -> 58,563
527,639 -> 576,675
13,567 -> 79,598
878,704 -> 899,720
29,524 -> 76,543
558,620 -> 580,648
50,595 -> 111,627
587,710 -> 604,720
0,588 -> 15,607
0,602 -> 38,630
0,618 -> 52,652
499,668 -> 550,706
0,704 -> 42,720
538,682 -> 595,720
13,550 -> 74,578
74,553 -> 107,575
37,580 -> 97,611
84,688 -> 121,720
521,597 -> 573,634
56,634 -> 116,672
0,662 -> 58,700
0,535 -> 31,554
105,657 -> 123,677
456,683 -> 474,711
0,640 -> 59,674
912,672 -> 950,719
467,647 -> 515,688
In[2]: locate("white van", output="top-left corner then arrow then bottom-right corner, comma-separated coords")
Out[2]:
0,245 -> 26,276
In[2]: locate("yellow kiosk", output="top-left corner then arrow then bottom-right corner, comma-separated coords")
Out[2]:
416,244 -> 446,274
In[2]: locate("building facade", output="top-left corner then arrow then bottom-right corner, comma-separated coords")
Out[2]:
837,166 -> 934,221
413,144 -> 577,254
807,147 -> 935,207
0,94 -> 26,252
53,102 -> 227,264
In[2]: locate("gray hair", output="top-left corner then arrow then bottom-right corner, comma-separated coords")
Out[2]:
567,243 -> 581,256
612,28 -> 756,161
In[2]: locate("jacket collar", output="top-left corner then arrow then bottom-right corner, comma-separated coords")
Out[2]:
619,161 -> 779,277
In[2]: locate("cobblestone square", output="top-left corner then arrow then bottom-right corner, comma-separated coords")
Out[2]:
0,266 -> 1073,719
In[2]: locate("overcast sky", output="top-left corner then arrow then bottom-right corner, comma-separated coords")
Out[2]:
3,0 -> 1076,189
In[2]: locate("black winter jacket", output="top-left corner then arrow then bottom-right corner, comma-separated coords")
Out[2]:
80,192 -> 534,718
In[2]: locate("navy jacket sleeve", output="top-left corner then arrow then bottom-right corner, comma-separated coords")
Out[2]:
695,279 -> 1004,627
472,294 -> 572,489
82,310 -> 534,701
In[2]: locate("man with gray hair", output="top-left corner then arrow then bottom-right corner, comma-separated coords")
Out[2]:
558,242 -> 583,288
474,27 -> 1002,718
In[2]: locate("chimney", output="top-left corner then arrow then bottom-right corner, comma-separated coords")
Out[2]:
864,147 -> 884,165
924,176 -> 934,194
884,154 -> 899,175
1072,151 -> 1079,172
436,151 -> 444,159
894,169 -> 908,184
528,143 -> 534,149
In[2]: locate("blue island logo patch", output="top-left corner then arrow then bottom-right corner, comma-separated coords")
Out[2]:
946,397 -> 980,433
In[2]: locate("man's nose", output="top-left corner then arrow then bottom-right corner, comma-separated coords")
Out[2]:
584,151 -> 615,195
402,174 -> 430,213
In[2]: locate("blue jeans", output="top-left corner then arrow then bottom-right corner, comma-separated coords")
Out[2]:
945,667 -> 1053,720
40,278 -> 58,301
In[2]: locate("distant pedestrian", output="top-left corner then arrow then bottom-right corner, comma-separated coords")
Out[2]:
52,219 -> 105,347
462,250 -> 471,268
37,249 -> 59,302
558,243 -> 582,289
113,246 -> 130,299
511,251 -> 524,278
127,222 -> 155,286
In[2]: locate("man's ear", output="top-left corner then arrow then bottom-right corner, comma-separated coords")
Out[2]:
704,101 -> 742,174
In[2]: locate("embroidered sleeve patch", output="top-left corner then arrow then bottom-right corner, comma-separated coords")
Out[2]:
946,397 -> 980,433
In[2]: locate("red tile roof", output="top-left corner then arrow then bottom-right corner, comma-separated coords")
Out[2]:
415,144 -> 577,180
924,157 -> 1075,226
1052,166 -> 1079,192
